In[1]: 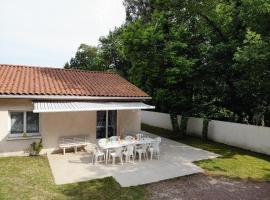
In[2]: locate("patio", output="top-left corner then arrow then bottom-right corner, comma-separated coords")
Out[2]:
48,131 -> 219,187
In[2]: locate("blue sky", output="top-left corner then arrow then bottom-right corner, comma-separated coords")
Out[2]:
0,0 -> 125,68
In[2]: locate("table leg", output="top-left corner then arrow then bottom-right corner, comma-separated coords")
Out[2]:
106,149 -> 109,164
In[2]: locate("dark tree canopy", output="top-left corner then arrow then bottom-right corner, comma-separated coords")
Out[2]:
65,0 -> 270,126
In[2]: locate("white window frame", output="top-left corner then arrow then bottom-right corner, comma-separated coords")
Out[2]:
8,111 -> 40,138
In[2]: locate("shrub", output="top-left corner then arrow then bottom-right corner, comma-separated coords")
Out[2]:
29,139 -> 43,156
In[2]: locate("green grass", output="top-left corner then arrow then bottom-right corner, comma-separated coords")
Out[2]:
0,156 -> 146,200
142,123 -> 270,181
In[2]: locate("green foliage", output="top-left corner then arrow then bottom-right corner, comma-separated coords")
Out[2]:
64,44 -> 106,71
119,0 -> 270,126
29,139 -> 43,156
65,0 -> 270,126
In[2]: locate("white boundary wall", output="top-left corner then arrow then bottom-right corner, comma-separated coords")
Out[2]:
141,111 -> 174,130
142,111 -> 270,155
187,117 -> 203,137
208,120 -> 270,155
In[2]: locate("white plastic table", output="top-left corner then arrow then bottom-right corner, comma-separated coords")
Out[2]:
98,138 -> 155,164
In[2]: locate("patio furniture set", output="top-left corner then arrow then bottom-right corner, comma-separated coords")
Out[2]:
87,133 -> 162,165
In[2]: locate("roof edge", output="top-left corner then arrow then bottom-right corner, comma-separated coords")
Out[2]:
0,64 -> 117,74
0,94 -> 151,100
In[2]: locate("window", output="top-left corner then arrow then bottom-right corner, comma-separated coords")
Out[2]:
10,111 -> 39,136
96,110 -> 117,139
10,112 -> 24,134
26,112 -> 39,133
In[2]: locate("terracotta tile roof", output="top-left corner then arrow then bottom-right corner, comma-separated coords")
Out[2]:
0,64 -> 150,98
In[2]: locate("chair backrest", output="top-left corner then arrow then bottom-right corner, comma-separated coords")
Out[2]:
136,133 -> 143,140
152,138 -> 161,152
155,137 -> 161,143
98,138 -> 108,146
125,136 -> 134,141
109,136 -> 119,142
126,145 -> 134,154
137,144 -> 148,151
114,147 -> 123,156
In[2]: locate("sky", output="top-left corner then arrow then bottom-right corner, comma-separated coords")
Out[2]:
0,0 -> 126,68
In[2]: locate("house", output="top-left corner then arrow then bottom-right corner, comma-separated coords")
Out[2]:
0,64 -> 154,156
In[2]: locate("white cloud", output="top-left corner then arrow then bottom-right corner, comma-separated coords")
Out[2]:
0,0 -> 125,67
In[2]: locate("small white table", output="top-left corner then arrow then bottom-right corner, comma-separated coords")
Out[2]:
98,138 -> 155,164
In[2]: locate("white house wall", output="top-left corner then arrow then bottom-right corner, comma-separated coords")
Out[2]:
40,111 -> 97,153
0,99 -> 142,156
118,110 -> 141,137
0,99 -> 39,156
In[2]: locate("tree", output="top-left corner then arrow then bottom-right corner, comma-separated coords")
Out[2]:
65,0 -> 270,126
64,44 -> 105,71
99,27 -> 131,77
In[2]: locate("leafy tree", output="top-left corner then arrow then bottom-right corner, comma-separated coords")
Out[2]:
99,27 -> 131,77
65,0 -> 270,127
64,44 -> 105,70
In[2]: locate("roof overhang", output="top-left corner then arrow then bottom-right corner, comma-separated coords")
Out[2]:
0,94 -> 151,100
33,101 -> 155,113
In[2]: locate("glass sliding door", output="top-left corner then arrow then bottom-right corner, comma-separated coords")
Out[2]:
96,111 -> 106,138
108,110 -> 117,138
96,110 -> 117,139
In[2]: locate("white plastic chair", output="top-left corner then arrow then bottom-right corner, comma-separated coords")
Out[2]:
98,138 -> 108,146
109,136 -> 119,142
92,145 -> 105,165
123,145 -> 135,163
136,133 -> 143,140
148,137 -> 161,160
110,147 -> 123,165
124,135 -> 134,141
85,143 -> 95,153
136,144 -> 148,162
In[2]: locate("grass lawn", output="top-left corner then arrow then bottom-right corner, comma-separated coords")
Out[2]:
142,123 -> 270,181
0,156 -> 146,200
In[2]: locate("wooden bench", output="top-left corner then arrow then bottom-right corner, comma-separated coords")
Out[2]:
59,136 -> 91,155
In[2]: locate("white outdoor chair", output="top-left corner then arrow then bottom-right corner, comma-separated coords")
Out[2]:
109,147 -> 123,165
148,137 -> 161,160
136,133 -> 143,140
136,144 -> 148,162
98,138 -> 108,146
124,135 -> 134,141
85,143 -> 96,154
91,145 -> 105,165
109,136 -> 119,142
123,145 -> 135,163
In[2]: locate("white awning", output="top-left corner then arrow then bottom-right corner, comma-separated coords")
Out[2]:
33,101 -> 155,113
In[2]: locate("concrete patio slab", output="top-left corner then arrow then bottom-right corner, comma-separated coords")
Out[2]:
47,132 -> 219,187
